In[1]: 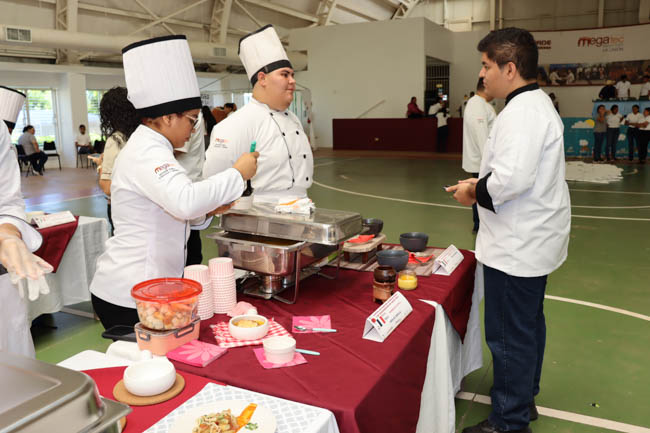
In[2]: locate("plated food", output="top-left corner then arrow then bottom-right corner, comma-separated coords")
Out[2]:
228,315 -> 269,340
131,278 -> 201,330
169,401 -> 276,433
192,409 -> 239,433
136,299 -> 197,330
234,319 -> 264,328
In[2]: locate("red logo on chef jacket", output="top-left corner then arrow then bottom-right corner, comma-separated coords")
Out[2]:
154,163 -> 172,174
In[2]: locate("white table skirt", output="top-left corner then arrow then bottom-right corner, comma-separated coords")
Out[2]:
417,262 -> 484,433
28,216 -> 108,321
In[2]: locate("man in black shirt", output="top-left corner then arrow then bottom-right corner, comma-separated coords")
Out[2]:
598,80 -> 616,100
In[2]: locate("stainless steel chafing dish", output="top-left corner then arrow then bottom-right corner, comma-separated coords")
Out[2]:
0,352 -> 131,433
208,203 -> 362,303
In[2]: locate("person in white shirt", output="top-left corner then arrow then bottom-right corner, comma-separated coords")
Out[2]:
203,25 -> 313,205
548,69 -> 560,85
605,105 -> 623,161
615,75 -> 631,99
0,85 -> 53,358
435,100 -> 449,151
640,75 -> 650,98
624,105 -> 644,161
447,28 -> 570,433
637,107 -> 650,163
462,77 -> 496,233
566,69 -> 575,84
428,98 -> 442,116
89,35 -> 258,330
75,124 -> 93,154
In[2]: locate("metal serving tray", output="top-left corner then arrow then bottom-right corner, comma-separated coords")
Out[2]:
219,204 -> 362,245
0,352 -> 131,433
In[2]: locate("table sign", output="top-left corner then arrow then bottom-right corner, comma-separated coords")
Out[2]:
363,291 -> 412,342
433,244 -> 464,276
32,210 -> 76,229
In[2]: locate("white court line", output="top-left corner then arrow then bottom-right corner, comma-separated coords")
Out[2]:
571,204 -> 650,209
456,392 -> 650,433
545,295 -> 650,322
312,181 -> 650,221
26,193 -> 104,208
570,189 -> 650,195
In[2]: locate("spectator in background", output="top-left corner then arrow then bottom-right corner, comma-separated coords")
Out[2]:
224,102 -> 237,117
435,100 -> 449,151
548,69 -> 560,85
549,93 -> 559,114
406,96 -> 424,118
428,97 -> 442,117
624,104 -> 644,161
639,75 -> 650,99
211,106 -> 228,124
462,77 -> 496,233
201,105 -> 217,150
615,74 -> 631,99
97,87 -> 140,236
566,69 -> 575,84
593,104 -> 607,162
598,80 -> 616,100
18,125 -> 47,175
605,105 -> 623,161
75,124 -> 93,154
637,108 -> 650,164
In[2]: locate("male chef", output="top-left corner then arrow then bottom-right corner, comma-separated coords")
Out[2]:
203,25 -> 313,204
0,86 -> 52,358
447,28 -> 571,433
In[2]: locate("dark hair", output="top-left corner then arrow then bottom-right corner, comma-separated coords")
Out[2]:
597,104 -> 605,110
620,74 -> 627,80
202,105 -> 217,136
549,92 -> 556,99
79,124 -> 86,129
633,104 -> 639,109
477,27 -> 538,80
99,87 -> 140,140
611,104 -> 619,110
23,125 -> 33,132
410,96 -> 416,102
224,102 -> 235,110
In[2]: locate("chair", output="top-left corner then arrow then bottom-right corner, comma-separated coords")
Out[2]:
43,141 -> 62,170
15,144 -> 35,177
76,144 -> 90,168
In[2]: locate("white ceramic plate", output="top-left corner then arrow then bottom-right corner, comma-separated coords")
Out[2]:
168,400 -> 277,433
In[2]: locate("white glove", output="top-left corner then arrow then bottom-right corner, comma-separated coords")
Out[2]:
0,234 -> 53,301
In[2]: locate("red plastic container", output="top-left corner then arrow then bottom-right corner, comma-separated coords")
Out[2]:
131,278 -> 202,331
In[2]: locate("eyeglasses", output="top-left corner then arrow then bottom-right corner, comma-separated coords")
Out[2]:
184,113 -> 199,128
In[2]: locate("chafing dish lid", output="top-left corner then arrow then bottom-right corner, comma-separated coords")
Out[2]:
0,352 -> 101,432
219,204 -> 362,245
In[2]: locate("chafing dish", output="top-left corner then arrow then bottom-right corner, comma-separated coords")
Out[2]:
208,203 -> 362,303
0,352 -> 131,433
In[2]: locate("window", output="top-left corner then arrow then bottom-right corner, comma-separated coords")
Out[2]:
11,89 -> 59,148
86,89 -> 106,142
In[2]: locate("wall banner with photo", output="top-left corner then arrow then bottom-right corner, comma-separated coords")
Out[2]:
537,60 -> 650,87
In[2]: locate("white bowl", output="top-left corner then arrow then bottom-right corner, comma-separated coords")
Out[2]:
232,195 -> 253,210
123,358 -> 176,397
228,314 -> 269,340
263,336 -> 296,364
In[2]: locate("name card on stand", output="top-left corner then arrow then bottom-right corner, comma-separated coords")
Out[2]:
363,291 -> 412,342
32,211 -> 76,229
433,244 -> 464,276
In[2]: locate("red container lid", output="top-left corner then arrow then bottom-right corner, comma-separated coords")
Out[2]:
131,278 -> 202,302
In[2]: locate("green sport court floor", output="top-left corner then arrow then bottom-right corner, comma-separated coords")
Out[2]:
28,155 -> 650,433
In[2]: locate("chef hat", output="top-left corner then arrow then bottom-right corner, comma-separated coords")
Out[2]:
122,35 -> 201,118
0,86 -> 26,129
239,25 -> 292,86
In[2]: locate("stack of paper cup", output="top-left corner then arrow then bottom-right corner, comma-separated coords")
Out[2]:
184,265 -> 213,320
209,257 -> 237,314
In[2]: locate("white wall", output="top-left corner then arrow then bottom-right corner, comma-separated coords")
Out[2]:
291,18 -> 427,148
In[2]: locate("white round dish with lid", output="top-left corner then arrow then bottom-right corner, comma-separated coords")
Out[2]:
123,357 -> 176,396
263,336 -> 296,364
228,314 -> 269,340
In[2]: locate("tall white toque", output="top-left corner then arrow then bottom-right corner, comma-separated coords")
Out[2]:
238,25 -> 293,86
0,86 -> 26,129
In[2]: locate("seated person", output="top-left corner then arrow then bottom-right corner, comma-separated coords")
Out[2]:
18,125 -> 47,175
75,124 -> 93,154
406,96 -> 424,118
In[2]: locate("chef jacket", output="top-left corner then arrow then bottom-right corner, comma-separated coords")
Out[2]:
462,94 -> 496,173
0,121 -> 42,358
475,84 -> 571,277
625,112 -> 644,129
90,125 -> 244,309
203,97 -> 313,203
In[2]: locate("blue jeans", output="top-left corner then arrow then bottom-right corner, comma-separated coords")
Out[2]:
484,265 -> 548,431
593,132 -> 606,161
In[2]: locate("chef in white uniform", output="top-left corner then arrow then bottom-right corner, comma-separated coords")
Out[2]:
0,86 -> 53,358
90,36 -> 258,330
462,77 -> 496,233
203,25 -> 313,204
447,28 -> 570,433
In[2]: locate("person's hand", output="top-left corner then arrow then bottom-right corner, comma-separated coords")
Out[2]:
233,151 -> 259,181
207,201 -> 235,216
457,177 -> 479,185
445,182 -> 477,206
0,234 -> 53,301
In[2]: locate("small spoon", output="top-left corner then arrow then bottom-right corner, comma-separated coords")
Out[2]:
294,325 -> 337,333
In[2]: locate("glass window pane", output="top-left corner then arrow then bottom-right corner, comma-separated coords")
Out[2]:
86,90 -> 105,143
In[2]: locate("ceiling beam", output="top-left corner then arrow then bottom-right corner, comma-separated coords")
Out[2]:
240,0 -> 319,23
316,0 -> 338,25
134,0 -> 176,35
336,4 -> 378,21
128,0 -> 209,36
209,0 -> 223,42
219,0 -> 234,44
234,0 -> 264,27
392,0 -> 422,19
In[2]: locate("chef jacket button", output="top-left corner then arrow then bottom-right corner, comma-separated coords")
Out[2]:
303,154 -> 306,159
270,113 -> 273,116
289,155 -> 292,159
282,132 -> 285,136
296,131 -> 299,135
292,178 -> 295,182
306,177 -> 309,181
284,112 -> 289,116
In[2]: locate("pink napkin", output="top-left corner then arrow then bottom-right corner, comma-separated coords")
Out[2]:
292,315 -> 332,333
166,340 -> 227,367
210,319 -> 292,348
253,348 -> 307,369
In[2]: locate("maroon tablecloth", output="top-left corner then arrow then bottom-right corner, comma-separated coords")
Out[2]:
173,249 -> 476,433
84,367 -> 225,433
34,216 -> 79,272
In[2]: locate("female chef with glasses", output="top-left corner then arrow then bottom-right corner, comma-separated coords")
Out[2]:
90,36 -> 258,330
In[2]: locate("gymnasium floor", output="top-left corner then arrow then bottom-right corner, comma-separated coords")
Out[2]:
23,152 -> 650,433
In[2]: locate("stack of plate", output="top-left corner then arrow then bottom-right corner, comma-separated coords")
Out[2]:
183,265 -> 213,320
209,257 -> 237,314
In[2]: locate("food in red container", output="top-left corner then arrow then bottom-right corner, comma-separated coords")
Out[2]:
132,278 -> 202,330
